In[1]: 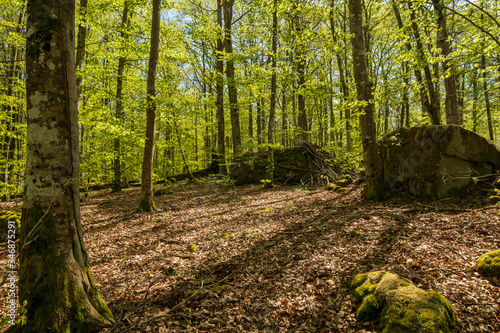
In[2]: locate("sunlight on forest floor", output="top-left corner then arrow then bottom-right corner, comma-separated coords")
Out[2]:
1,178 -> 499,332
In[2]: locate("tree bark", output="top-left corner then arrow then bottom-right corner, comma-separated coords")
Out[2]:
216,0 -> 226,172
267,0 -> 278,182
138,0 -> 161,212
432,0 -> 460,125
113,0 -> 132,192
223,0 -> 242,155
348,0 -> 385,200
481,54 -> 494,141
330,0 -> 351,150
407,2 -> 441,125
20,0 -> 114,330
293,3 -> 308,141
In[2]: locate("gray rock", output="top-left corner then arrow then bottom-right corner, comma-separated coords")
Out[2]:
380,125 -> 500,199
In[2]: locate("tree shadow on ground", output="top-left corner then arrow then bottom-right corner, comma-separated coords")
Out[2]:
107,191 -> 418,332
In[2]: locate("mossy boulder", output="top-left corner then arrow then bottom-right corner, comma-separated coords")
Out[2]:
380,125 -> 500,199
230,147 -> 310,185
229,142 -> 347,185
0,210 -> 21,242
351,271 -> 456,332
477,249 -> 500,276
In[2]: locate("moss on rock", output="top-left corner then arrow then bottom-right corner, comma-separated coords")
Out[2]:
351,271 -> 456,333
477,249 -> 500,276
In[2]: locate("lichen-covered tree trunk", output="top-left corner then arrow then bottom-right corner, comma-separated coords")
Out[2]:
19,0 -> 115,331
348,0 -> 385,200
138,0 -> 161,212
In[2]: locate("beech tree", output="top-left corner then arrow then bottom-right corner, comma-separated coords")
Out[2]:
138,0 -> 161,212
349,0 -> 385,200
19,0 -> 114,330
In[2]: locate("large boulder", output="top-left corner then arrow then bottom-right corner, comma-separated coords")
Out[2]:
351,271 -> 456,333
380,125 -> 500,199
230,147 -> 310,185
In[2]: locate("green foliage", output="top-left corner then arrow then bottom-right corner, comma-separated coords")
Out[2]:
0,0 -> 499,197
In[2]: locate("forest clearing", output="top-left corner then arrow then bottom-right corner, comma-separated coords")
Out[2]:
2,177 -> 498,332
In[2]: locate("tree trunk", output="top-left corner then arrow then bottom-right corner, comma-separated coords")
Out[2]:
223,0 -> 242,156
330,0 -> 351,150
20,0 -> 114,330
113,0 -> 131,192
432,0 -> 460,125
407,2 -> 441,125
138,0 -> 160,212
267,0 -> 278,182
481,53 -> 494,141
216,0 -> 226,172
293,4 -> 308,141
348,0 -> 385,200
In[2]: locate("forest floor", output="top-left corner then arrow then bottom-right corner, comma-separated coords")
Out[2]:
1,176 -> 500,332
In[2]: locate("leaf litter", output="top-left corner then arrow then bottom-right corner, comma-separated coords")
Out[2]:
0,177 -> 499,332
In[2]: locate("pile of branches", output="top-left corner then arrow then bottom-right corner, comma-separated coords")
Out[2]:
277,139 -> 355,186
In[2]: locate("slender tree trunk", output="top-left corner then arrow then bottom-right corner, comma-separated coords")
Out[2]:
267,0 -> 278,182
256,98 -> 262,146
330,0 -> 351,150
20,0 -> 114,330
281,90 -> 288,147
349,0 -> 385,200
293,4 -> 308,141
248,95 -> 254,146
75,0 -> 87,107
216,0 -> 226,173
407,2 -> 441,125
223,0 -> 241,155
481,54 -> 494,141
113,0 -> 131,192
472,68 -> 478,132
138,0 -> 160,212
432,0 -> 460,125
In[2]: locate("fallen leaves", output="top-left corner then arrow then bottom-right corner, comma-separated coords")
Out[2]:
0,178 -> 499,332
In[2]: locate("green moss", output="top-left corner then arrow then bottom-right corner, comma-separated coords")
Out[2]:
477,249 -> 500,276
187,244 -> 197,252
357,294 -> 381,321
351,271 -> 455,333
220,233 -> 234,239
337,177 -> 353,187
18,205 -> 114,332
0,211 -> 21,237
351,273 -> 369,289
381,288 -> 456,333
136,199 -> 156,212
